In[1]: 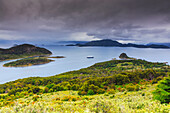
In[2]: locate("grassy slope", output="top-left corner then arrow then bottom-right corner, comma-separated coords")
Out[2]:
0,85 -> 169,113
0,59 -> 169,112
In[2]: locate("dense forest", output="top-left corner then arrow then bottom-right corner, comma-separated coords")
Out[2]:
0,59 -> 169,96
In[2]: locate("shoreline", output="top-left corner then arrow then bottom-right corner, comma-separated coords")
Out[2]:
3,60 -> 54,67
1,58 -> 169,85
3,57 -> 54,68
0,54 -> 52,62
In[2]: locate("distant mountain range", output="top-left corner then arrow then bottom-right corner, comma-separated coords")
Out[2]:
57,41 -> 88,45
0,44 -> 52,55
147,43 -> 170,47
67,39 -> 170,49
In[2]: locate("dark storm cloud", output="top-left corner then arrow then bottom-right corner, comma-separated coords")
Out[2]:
0,0 -> 170,43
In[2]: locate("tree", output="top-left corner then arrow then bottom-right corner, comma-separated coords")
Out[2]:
46,83 -> 55,89
89,84 -> 99,94
32,87 -> 41,94
87,89 -> 94,95
43,87 -> 49,93
153,77 -> 170,103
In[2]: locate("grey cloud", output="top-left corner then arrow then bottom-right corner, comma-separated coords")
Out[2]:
139,29 -> 167,34
0,0 -> 170,43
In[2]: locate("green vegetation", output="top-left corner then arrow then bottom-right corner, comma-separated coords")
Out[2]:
3,57 -> 54,67
119,53 -> 129,59
119,53 -> 136,60
0,59 -> 169,112
153,77 -> 170,103
48,56 -> 65,58
0,85 -> 169,112
0,44 -> 52,61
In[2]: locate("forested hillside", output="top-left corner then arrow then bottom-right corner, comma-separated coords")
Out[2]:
0,59 -> 169,112
0,44 -> 52,61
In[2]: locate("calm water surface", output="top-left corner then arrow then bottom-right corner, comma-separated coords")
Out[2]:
0,46 -> 170,84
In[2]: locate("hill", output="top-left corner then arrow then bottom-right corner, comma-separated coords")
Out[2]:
70,39 -> 170,49
77,39 -> 122,46
119,53 -> 129,59
147,43 -> 170,47
0,44 -> 52,61
0,58 -> 169,112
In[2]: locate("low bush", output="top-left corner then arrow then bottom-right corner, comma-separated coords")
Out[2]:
153,77 -> 170,103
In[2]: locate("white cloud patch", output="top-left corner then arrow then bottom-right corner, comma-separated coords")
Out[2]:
117,40 -> 136,44
70,32 -> 100,41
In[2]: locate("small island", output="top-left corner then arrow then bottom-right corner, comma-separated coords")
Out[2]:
48,56 -> 65,58
3,57 -> 54,67
119,53 -> 136,60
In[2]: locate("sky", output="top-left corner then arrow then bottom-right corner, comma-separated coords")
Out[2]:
0,0 -> 170,45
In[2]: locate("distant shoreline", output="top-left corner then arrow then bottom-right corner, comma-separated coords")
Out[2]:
66,39 -> 170,49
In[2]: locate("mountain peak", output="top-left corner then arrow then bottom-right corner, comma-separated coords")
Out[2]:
80,39 -> 122,46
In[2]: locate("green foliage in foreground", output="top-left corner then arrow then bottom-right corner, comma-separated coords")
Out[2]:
0,86 -> 169,113
3,57 -> 54,67
153,76 -> 170,103
0,59 -> 169,110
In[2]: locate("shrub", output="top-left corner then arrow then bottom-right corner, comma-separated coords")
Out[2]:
66,84 -> 71,90
56,97 -> 60,101
71,84 -> 79,90
61,96 -> 70,101
32,87 -> 41,94
120,88 -> 126,92
32,95 -> 39,101
8,89 -> 17,96
71,97 -> 77,101
142,93 -> 145,96
52,85 -> 63,91
117,87 -> 122,92
126,84 -> 136,91
87,89 -> 94,95
49,89 -> 54,93
107,89 -> 115,94
110,94 -> 115,99
28,89 -> 33,93
89,84 -> 99,94
153,77 -> 170,103
110,84 -> 116,90
135,84 -> 140,91
152,76 -> 163,84
104,93 -> 109,96
78,91 -> 87,95
43,87 -> 49,93
97,88 -> 105,94
46,83 -> 55,89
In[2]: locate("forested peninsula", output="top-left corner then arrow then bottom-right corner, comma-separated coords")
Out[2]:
3,57 -> 54,67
